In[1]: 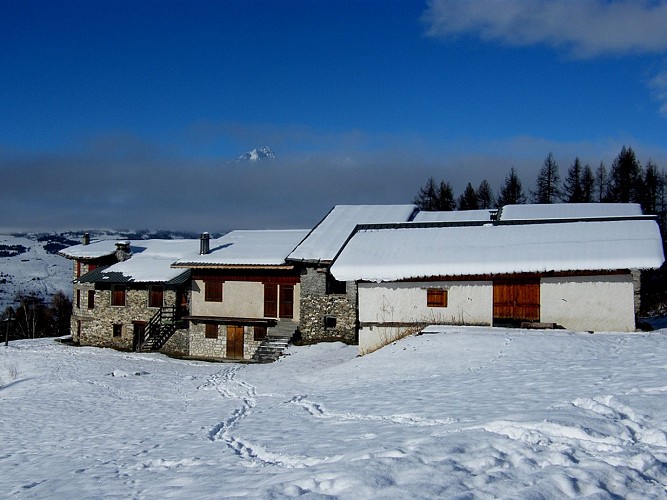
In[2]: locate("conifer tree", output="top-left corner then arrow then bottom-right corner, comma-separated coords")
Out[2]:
595,162 -> 608,202
458,182 -> 480,210
531,153 -> 561,203
497,167 -> 526,206
476,179 -> 495,209
607,146 -> 644,203
563,157 -> 584,203
436,181 -> 456,211
581,164 -> 595,203
413,177 -> 438,210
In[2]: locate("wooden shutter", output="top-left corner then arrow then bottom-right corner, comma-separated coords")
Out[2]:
279,285 -> 294,319
264,283 -> 278,317
149,286 -> 164,308
205,281 -> 223,302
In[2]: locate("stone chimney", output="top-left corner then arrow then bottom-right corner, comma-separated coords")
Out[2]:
115,241 -> 131,262
200,232 -> 210,255
82,233 -> 90,245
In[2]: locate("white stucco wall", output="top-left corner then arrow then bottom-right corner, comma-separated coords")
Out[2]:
358,281 -> 493,354
540,274 -> 636,332
358,281 -> 493,325
190,280 -> 300,320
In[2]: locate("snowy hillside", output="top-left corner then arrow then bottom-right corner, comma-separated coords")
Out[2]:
0,233 -> 75,311
0,231 -> 199,313
2,327 -> 667,497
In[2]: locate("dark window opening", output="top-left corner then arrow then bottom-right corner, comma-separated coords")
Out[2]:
112,324 -> 122,338
205,323 -> 218,339
87,290 -> 95,309
326,274 -> 347,295
324,315 -> 337,329
254,326 -> 267,341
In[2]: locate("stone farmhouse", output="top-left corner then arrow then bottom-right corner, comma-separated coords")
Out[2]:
60,203 -> 664,361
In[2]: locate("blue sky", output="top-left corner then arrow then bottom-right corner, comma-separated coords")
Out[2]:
2,0 -> 667,232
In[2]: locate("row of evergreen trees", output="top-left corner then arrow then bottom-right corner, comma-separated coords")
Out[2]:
414,146 -> 667,230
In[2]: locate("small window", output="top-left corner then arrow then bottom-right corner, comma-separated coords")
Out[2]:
205,323 -> 218,339
112,324 -> 122,338
148,286 -> 164,308
254,326 -> 267,341
326,274 -> 347,295
324,315 -> 337,329
205,281 -> 223,302
87,290 -> 95,309
427,288 -> 448,307
76,289 -> 81,309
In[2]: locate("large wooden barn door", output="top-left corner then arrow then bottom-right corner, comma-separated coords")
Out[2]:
226,325 -> 245,359
493,279 -> 540,325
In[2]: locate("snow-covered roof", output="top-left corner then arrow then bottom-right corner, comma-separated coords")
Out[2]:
174,229 -> 310,267
287,205 -> 417,263
78,239 -> 198,283
413,209 -> 494,223
59,240 -> 119,259
499,203 -> 642,220
330,219 -> 665,282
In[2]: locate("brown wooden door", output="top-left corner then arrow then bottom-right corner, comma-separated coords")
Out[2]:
493,279 -> 540,324
133,321 -> 147,351
264,283 -> 277,317
226,325 -> 244,359
279,285 -> 294,319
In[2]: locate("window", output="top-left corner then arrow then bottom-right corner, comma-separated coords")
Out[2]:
148,286 -> 164,308
326,274 -> 347,295
111,285 -> 126,306
254,326 -> 267,341
205,323 -> 218,339
87,290 -> 95,309
324,315 -> 337,329
427,288 -> 448,307
76,289 -> 81,309
112,324 -> 122,338
205,281 -> 223,302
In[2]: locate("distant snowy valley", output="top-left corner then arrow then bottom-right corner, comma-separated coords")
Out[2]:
0,231 -> 197,313
3,327 -> 667,498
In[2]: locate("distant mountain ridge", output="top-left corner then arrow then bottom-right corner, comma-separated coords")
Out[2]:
236,146 -> 276,162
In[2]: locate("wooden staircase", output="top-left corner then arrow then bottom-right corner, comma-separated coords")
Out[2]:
252,320 -> 296,363
137,306 -> 181,352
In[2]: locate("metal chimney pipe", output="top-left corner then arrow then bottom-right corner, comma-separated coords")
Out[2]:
200,232 -> 210,255
82,233 -> 90,245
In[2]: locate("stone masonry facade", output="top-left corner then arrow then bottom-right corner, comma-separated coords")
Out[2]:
187,321 -> 263,360
299,266 -> 357,344
77,287 -> 179,351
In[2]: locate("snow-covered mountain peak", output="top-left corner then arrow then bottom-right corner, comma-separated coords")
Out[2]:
236,146 -> 276,162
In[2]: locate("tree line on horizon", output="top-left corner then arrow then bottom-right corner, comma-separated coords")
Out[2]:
414,146 -> 667,231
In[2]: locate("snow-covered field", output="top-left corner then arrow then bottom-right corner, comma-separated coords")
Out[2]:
2,327 -> 667,498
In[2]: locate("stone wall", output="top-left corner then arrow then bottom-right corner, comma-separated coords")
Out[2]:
79,287 -> 178,351
299,266 -> 358,344
188,322 -> 263,360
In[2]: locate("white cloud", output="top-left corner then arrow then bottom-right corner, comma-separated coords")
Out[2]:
649,64 -> 667,116
423,0 -> 667,58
